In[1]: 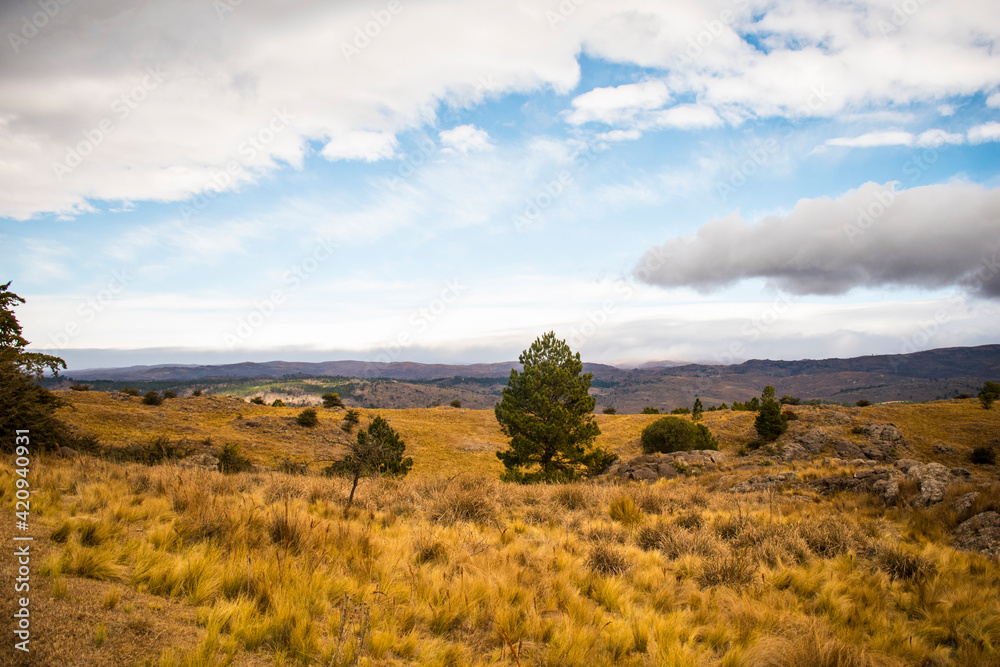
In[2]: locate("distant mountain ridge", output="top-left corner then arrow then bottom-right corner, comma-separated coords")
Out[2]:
67,344 -> 1000,384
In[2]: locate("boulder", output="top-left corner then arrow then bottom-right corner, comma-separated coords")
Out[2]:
894,458 -> 920,473
613,450 -> 724,482
951,492 -> 979,515
730,472 -> 799,493
831,437 -> 865,460
906,462 -> 951,506
933,441 -> 956,455
953,512 -> 1000,556
780,442 -> 811,462
873,478 -> 899,505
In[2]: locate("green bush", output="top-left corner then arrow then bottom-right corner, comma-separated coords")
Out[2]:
449,399 -> 462,408
641,407 -> 660,414
250,396 -> 265,405
980,381 -> 1000,410
341,409 -> 360,431
218,443 -> 253,474
162,390 -> 177,399
670,407 -> 691,415
971,446 -> 996,465
271,399 -> 285,407
603,406 -> 617,414
641,417 -> 718,454
191,389 -> 202,397
856,399 -> 871,407
321,392 -> 344,409
296,408 -> 319,427
69,383 -> 90,391
142,391 -> 163,406
122,387 -> 141,397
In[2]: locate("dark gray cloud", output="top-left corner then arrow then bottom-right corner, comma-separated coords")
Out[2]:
637,182 -> 1000,298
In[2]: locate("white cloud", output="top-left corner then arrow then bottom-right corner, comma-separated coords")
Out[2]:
826,131 -> 916,148
595,129 -> 642,142
637,181 -> 1000,298
438,125 -> 493,154
968,122 -> 1000,144
916,129 -> 965,147
938,104 -> 957,116
2,0 -> 1000,219
987,92 -> 1000,108
654,104 -> 723,130
321,131 -> 398,162
566,80 -> 670,126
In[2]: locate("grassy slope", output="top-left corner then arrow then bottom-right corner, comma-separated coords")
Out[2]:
4,392 -> 998,666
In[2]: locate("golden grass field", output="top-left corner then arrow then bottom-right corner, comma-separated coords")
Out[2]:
1,392 -> 999,666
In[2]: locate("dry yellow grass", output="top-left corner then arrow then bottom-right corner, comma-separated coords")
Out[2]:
7,392 -> 995,666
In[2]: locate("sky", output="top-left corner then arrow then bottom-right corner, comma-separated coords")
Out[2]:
1,0 -> 999,370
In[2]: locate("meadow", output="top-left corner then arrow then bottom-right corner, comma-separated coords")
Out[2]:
2,392 -> 999,666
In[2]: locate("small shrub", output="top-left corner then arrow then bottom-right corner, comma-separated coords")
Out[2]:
636,522 -> 672,551
449,399 -> 462,408
69,382 -> 90,391
871,542 -> 934,582
971,446 -> 996,465
321,392 -> 344,408
277,458 -> 308,475
698,554 -> 759,589
296,408 -> 319,427
218,443 -> 253,474
676,510 -> 704,530
271,399 -> 285,407
641,407 -> 660,414
122,387 -> 141,397
586,543 -> 631,576
603,406 -> 617,414
162,390 -> 177,399
341,409 -> 361,431
779,395 -> 801,405
670,407 -> 691,415
856,399 -> 871,407
641,417 -> 718,454
609,496 -> 643,527
781,410 -> 799,421
191,389 -> 202,397
799,518 -> 855,557
554,486 -> 588,510
250,396 -> 265,405
413,537 -> 448,565
141,391 -> 163,406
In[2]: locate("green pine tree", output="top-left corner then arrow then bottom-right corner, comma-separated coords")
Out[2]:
754,385 -> 787,442
495,332 -> 615,482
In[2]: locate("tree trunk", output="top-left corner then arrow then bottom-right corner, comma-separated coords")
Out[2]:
344,470 -> 361,518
